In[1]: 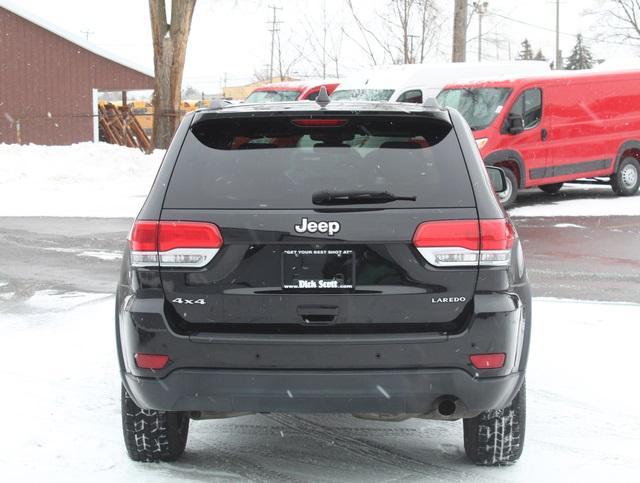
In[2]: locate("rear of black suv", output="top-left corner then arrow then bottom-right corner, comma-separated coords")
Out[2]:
116,100 -> 531,466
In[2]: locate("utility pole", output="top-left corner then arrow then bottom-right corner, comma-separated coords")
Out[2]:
452,0 -> 467,62
80,29 -> 94,41
473,2 -> 488,62
267,5 -> 282,83
555,0 -> 562,69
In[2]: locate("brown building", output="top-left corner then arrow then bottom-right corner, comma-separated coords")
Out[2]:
0,2 -> 154,145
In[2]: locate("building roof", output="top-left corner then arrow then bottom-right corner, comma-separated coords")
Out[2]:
0,0 -> 153,77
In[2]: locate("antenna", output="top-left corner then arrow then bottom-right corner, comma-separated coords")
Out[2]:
315,86 -> 331,108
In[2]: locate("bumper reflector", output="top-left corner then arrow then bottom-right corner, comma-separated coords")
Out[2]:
469,353 -> 506,369
134,353 -> 169,370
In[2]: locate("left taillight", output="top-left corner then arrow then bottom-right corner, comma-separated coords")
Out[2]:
129,220 -> 223,268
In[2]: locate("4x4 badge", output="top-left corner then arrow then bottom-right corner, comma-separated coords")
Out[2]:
294,217 -> 340,236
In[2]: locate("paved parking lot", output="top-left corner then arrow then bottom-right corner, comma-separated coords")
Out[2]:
0,212 -> 638,303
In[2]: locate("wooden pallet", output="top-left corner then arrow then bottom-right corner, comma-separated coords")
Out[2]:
99,104 -> 152,153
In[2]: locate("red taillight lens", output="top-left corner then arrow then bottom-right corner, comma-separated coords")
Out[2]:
412,219 -> 515,267
158,222 -> 223,252
412,220 -> 480,250
129,221 -> 223,268
134,353 -> 169,370
129,221 -> 158,251
470,353 -> 506,369
480,219 -> 515,250
291,118 -> 347,127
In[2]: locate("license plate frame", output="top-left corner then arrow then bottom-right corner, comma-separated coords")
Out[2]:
282,248 -> 355,291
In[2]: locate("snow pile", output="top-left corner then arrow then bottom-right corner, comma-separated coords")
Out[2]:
509,186 -> 640,217
1,294 -> 639,481
0,143 -> 164,217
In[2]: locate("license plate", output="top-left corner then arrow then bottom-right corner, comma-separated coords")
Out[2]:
282,248 -> 354,290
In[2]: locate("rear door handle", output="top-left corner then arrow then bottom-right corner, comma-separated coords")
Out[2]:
297,305 -> 339,325
541,128 -> 548,141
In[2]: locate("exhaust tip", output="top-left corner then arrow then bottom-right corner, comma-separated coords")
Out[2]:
437,398 -> 457,417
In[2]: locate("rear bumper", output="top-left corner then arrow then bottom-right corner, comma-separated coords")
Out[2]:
124,368 -> 525,415
117,291 -> 530,416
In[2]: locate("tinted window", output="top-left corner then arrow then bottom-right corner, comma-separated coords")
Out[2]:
165,115 -> 475,209
437,87 -> 511,130
509,88 -> 542,129
397,90 -> 423,104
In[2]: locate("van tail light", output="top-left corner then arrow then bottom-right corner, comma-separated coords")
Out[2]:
412,219 -> 514,267
129,220 -> 223,268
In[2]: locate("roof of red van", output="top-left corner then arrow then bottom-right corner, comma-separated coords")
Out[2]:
442,68 -> 640,90
252,80 -> 340,92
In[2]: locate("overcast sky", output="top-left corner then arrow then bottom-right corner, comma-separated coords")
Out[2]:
7,0 -> 638,93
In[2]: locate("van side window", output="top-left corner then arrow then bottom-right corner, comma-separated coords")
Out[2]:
509,88 -> 542,129
397,90 -> 423,104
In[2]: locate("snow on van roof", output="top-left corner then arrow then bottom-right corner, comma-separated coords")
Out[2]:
0,0 -> 153,78
254,79 -> 341,91
443,67 -> 640,88
334,61 -> 550,92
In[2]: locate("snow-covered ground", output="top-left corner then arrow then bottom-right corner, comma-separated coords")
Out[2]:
2,143 -> 640,218
1,292 -> 638,482
0,143 -> 163,218
510,185 -> 640,217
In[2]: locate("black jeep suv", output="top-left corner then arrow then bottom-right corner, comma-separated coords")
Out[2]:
116,95 -> 531,466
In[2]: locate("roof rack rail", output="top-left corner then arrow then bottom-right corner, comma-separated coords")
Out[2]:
423,97 -> 441,109
316,86 -> 331,108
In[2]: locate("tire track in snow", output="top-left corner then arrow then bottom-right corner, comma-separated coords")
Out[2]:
265,414 -> 493,482
180,435 -> 304,482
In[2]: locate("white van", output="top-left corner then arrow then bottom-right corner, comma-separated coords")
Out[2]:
331,61 -> 551,103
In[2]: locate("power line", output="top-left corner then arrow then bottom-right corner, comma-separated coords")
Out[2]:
489,11 -> 630,47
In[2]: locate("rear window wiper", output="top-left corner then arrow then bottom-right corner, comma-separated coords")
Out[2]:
312,190 -> 417,205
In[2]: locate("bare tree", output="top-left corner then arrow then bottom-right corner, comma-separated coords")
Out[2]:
149,0 -> 197,149
452,0 -> 467,61
596,0 -> 640,43
344,0 -> 440,65
293,1 -> 345,78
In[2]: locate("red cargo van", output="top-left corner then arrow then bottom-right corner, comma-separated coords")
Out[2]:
438,69 -> 640,205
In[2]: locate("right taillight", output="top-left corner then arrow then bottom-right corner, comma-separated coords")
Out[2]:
129,220 -> 223,268
412,219 -> 514,267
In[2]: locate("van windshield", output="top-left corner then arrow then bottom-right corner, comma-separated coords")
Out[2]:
245,90 -> 301,103
331,89 -> 395,101
437,87 -> 511,130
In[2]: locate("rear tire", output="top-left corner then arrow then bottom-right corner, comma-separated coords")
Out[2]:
611,157 -> 640,196
498,168 -> 519,207
121,385 -> 189,462
538,182 -> 563,194
463,381 -> 526,466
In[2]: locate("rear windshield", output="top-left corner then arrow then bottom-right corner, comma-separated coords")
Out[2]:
164,115 -> 475,209
245,90 -> 301,103
437,87 -> 511,130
